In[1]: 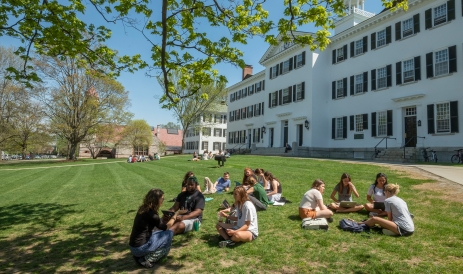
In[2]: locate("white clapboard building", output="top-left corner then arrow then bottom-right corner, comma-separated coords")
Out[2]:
226,0 -> 462,162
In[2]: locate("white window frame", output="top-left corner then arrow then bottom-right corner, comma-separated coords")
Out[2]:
336,79 -> 344,98
282,88 -> 290,104
355,74 -> 363,94
355,39 -> 363,55
436,102 -> 450,132
256,81 -> 262,91
282,60 -> 290,74
271,92 -> 277,107
271,65 -> 278,79
248,85 -> 254,94
433,3 -> 447,26
355,115 -> 364,132
402,17 -> 414,37
376,29 -> 386,48
403,59 -> 415,83
247,106 -> 253,118
335,117 -> 344,139
336,48 -> 344,62
296,83 -> 303,101
202,141 -> 209,150
214,128 -> 222,137
296,53 -> 304,68
434,48 -> 449,76
377,111 -> 387,136
377,67 -> 387,89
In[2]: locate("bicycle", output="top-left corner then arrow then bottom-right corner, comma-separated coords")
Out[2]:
421,147 -> 437,162
451,149 -> 463,164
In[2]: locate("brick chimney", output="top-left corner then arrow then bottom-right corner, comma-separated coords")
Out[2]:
242,65 -> 253,80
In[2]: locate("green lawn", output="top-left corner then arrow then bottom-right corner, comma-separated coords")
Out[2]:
0,156 -> 462,273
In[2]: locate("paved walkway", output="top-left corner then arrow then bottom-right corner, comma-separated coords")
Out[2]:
409,164 -> 463,186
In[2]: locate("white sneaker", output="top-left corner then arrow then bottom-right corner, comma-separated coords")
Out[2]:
382,229 -> 397,236
369,212 -> 378,217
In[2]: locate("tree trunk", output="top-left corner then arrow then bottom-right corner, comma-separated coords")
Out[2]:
68,143 -> 78,160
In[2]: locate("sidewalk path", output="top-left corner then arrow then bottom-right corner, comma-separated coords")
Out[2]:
409,165 -> 463,186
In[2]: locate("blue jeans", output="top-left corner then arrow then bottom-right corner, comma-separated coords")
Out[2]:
130,230 -> 174,258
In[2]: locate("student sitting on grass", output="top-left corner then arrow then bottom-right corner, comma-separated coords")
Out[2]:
181,171 -> 201,193
242,167 -> 257,185
358,184 -> 414,236
244,177 -> 268,211
364,173 -> 388,217
216,186 -> 258,247
202,150 -> 208,160
129,188 -> 186,268
299,179 -> 333,220
192,151 -> 200,161
328,173 -> 364,213
263,171 -> 283,203
203,172 -> 231,194
254,168 -> 265,187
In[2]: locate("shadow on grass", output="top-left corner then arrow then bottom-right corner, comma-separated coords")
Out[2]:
288,215 -> 301,221
0,203 -> 141,273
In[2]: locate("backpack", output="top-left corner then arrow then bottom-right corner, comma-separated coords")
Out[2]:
302,218 -> 329,230
339,219 -> 369,233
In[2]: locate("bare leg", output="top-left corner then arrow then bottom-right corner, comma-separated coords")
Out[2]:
216,222 -> 234,240
336,205 -> 364,213
359,216 -> 400,235
315,209 -> 333,218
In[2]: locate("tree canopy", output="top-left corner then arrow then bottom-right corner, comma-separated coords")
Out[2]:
0,0 -> 405,107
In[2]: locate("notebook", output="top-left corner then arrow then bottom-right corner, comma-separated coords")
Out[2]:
339,201 -> 357,208
221,199 -> 230,209
373,202 -> 385,211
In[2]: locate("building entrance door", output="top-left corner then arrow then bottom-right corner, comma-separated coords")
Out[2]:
283,120 -> 288,147
270,128 -> 274,148
404,116 -> 417,147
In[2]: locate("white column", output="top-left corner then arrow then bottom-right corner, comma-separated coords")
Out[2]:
356,0 -> 359,10
362,0 -> 365,10
349,0 -> 352,14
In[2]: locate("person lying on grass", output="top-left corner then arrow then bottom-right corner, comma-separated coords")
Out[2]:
203,172 -> 231,194
129,188 -> 187,268
216,186 -> 258,247
244,176 -> 269,211
299,179 -> 333,220
167,176 -> 205,236
358,184 -> 414,236
364,173 -> 388,217
263,171 -> 283,203
328,173 -> 364,213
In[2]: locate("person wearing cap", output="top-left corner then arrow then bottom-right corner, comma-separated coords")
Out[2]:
167,176 -> 206,235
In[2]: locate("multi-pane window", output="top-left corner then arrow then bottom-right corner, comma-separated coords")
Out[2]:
355,40 -> 363,55
213,142 -> 221,150
202,127 -> 211,136
282,88 -> 290,104
223,129 -> 226,137
248,85 -> 254,95
271,65 -> 278,78
403,18 -> 414,37
255,103 -> 261,115
256,82 -> 262,92
242,88 -> 247,98
355,115 -> 364,132
236,90 -> 241,100
403,59 -> 415,83
282,60 -> 290,74
377,29 -> 386,47
377,67 -> 387,89
296,53 -> 304,67
355,74 -> 363,94
133,146 -> 148,155
378,111 -> 387,136
214,128 -> 222,137
201,141 -> 209,150
434,3 -> 447,26
271,92 -> 277,107
436,102 -> 450,132
296,83 -> 303,100
406,107 -> 416,116
435,49 -> 449,76
336,80 -> 344,98
247,106 -> 253,118
336,118 -> 344,139
336,48 -> 344,62
240,131 -> 246,143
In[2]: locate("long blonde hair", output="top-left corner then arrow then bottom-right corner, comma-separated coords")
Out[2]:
233,186 -> 250,208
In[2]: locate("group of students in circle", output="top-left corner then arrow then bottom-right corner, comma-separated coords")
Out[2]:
128,169 -> 413,268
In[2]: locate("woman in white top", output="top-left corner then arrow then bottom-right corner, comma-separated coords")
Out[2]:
359,184 -> 414,236
299,179 -> 333,220
364,173 -> 388,216
216,186 -> 258,247
263,171 -> 282,202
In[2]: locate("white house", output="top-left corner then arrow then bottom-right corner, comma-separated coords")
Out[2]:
226,0 -> 462,161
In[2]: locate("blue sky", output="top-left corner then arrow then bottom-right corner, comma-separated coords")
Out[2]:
0,1 -> 386,128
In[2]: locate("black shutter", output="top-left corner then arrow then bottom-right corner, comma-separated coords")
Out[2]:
343,78 -> 347,97
288,86 -> 293,102
278,89 -> 282,105
427,104 -> 435,134
448,0 -> 455,21
261,102 -> 264,115
413,13 -> 420,33
363,36 -> 368,53
426,52 -> 434,78
387,110 -> 393,136
450,101 -> 459,133
449,45 -> 457,73
268,93 -> 271,108
396,62 -> 402,85
302,51 -> 305,65
386,26 -> 392,44
254,104 -> 256,115
270,67 -> 273,79
279,63 -> 283,75
289,58 -> 293,71
292,85 -> 296,101
371,112 -> 377,137
350,75 -> 355,95
350,41 -> 354,57
253,129 -> 255,142
262,80 -> 265,90
343,116 -> 347,138
386,64 -> 392,87
363,114 -> 368,130
425,9 -> 432,29
350,115 -> 355,131
332,118 -> 335,139
363,71 -> 368,92
332,50 -> 336,64
301,82 -> 305,99
343,45 -> 348,60
371,69 -> 376,90
395,22 -> 401,40
371,33 -> 376,50
293,56 -> 297,69
414,56 -> 421,81
332,81 -> 336,99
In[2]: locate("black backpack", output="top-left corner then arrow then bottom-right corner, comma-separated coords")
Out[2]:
339,219 -> 369,233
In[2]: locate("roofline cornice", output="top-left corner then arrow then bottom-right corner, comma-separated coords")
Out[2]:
226,70 -> 266,91
260,44 -> 304,66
